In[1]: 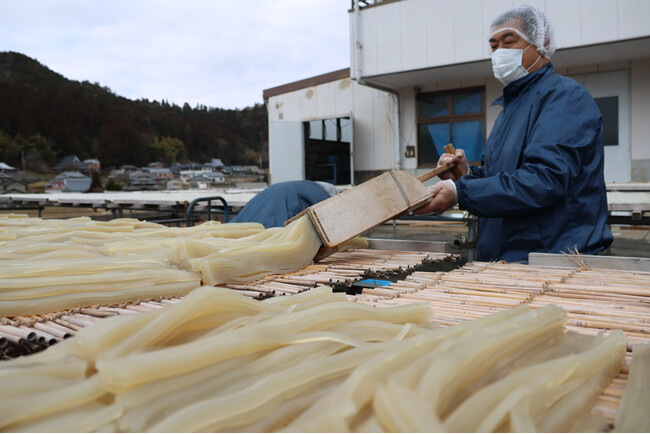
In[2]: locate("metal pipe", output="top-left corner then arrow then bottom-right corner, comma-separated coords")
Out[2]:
467,217 -> 477,262
353,0 -> 362,82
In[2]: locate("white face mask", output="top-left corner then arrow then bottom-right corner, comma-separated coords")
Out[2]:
491,45 -> 540,86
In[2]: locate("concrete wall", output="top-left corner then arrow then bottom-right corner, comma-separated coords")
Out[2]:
554,58 -> 650,182
353,0 -> 650,77
267,78 -> 353,123
352,83 -> 397,178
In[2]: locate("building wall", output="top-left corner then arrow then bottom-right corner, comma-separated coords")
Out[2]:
267,77 -> 398,184
351,83 -> 398,177
267,79 -> 353,123
353,0 -> 650,77
555,58 -> 650,182
267,0 -> 650,184
63,178 -> 91,192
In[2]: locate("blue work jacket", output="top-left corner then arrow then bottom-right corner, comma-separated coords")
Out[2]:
231,180 -> 330,228
456,63 -> 613,262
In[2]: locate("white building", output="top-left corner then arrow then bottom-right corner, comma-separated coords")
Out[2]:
264,0 -> 650,185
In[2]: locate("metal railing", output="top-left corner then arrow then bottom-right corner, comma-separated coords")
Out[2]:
186,196 -> 229,227
391,213 -> 478,262
351,0 -> 395,9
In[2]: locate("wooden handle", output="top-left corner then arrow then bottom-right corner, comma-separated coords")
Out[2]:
416,162 -> 456,183
417,143 -> 466,183
443,143 -> 466,179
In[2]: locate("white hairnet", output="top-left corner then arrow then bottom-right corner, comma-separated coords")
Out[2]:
489,3 -> 556,59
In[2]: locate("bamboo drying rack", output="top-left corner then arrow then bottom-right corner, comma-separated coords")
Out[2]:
349,260 -> 650,423
2,251 -> 648,425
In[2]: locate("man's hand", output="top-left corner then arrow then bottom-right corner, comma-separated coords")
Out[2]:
437,149 -> 469,181
413,180 -> 458,215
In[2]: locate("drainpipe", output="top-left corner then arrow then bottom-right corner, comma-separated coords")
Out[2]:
351,0 -> 402,171
353,0 -> 362,83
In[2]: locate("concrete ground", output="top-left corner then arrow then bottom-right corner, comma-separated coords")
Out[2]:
365,220 -> 650,261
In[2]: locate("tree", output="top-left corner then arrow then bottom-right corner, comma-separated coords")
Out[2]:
150,136 -> 186,165
85,170 -> 104,192
98,114 -> 150,167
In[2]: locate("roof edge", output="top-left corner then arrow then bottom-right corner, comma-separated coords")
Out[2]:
263,68 -> 350,100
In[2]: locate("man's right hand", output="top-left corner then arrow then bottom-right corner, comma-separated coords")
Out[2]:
437,149 -> 469,181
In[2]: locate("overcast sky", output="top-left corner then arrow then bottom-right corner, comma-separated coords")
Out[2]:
0,0 -> 352,109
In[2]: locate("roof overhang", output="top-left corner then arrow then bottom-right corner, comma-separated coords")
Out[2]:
360,36 -> 650,91
263,68 -> 350,100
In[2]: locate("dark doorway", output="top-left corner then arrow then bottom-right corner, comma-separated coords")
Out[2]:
303,117 -> 351,185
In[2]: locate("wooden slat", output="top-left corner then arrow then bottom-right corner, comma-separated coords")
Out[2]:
529,252 -> 650,272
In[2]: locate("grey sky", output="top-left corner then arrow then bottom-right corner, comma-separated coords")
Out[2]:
0,0 -> 351,109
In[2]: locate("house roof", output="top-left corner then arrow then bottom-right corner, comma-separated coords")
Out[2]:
53,155 -> 86,171
0,179 -> 27,186
203,171 -> 224,179
146,168 -> 171,174
53,171 -> 89,180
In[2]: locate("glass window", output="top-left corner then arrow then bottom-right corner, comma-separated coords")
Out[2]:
452,119 -> 485,162
324,118 -> 338,142
309,120 -> 323,140
418,123 -> 449,165
594,96 -> 619,146
340,117 -> 351,143
417,88 -> 485,166
418,94 -> 448,118
453,91 -> 483,115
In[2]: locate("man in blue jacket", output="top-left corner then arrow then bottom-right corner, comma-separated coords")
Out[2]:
231,180 -> 336,228
416,3 -> 613,262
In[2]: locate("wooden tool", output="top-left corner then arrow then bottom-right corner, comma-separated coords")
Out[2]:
443,143 -> 466,180
287,144 -> 466,259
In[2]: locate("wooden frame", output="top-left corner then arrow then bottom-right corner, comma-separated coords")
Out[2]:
416,86 -> 486,167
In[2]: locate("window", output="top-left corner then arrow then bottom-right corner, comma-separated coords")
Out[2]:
594,96 -> 619,146
306,117 -> 350,142
417,88 -> 485,166
303,117 -> 352,185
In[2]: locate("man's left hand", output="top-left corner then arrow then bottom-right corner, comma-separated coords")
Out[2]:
413,180 -> 458,215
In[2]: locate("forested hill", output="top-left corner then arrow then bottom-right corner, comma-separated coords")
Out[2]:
0,51 -> 268,171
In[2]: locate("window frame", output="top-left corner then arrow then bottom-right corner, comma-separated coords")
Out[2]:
416,86 -> 487,167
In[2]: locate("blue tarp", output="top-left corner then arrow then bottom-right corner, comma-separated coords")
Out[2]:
231,180 -> 330,228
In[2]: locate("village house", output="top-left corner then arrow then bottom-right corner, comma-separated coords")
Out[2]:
47,171 -> 91,192
0,162 -> 16,173
0,179 -> 27,194
145,167 -> 173,186
83,159 -> 101,172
